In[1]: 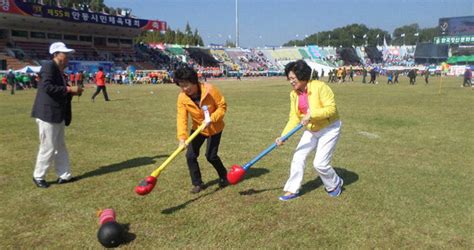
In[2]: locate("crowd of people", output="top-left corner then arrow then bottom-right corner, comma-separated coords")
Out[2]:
0,70 -> 39,95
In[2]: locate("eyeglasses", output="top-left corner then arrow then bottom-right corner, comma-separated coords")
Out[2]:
288,77 -> 298,85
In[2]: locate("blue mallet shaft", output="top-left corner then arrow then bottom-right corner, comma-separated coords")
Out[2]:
242,124 -> 303,171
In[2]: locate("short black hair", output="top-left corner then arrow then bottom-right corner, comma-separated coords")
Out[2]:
98,67 -> 103,71
284,60 -> 312,82
173,64 -> 199,85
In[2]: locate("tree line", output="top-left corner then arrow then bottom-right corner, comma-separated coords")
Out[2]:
134,22 -> 204,46
284,23 -> 438,47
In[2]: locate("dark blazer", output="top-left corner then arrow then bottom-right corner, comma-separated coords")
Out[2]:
31,61 -> 72,126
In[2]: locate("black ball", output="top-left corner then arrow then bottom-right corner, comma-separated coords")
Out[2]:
97,221 -> 124,248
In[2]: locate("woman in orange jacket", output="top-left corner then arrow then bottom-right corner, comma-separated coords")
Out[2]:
174,65 -> 228,193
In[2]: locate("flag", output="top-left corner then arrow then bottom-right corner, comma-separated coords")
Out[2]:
383,36 -> 389,60
363,34 -> 367,38
414,33 -> 419,36
376,34 -> 380,38
352,34 -> 355,39
401,33 -> 406,37
328,34 -> 331,39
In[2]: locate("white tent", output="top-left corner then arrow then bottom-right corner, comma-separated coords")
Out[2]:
15,66 -> 41,74
305,60 -> 335,76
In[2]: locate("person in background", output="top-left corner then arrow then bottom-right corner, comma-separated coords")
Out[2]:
69,72 -> 75,86
408,69 -> 416,85
394,71 -> 399,83
1,73 -> 7,91
463,67 -> 472,87
349,66 -> 354,82
362,67 -> 367,83
387,71 -> 393,84
424,69 -> 430,84
369,68 -> 377,84
342,67 -> 347,82
7,69 -> 16,95
91,67 -> 110,102
76,71 -> 84,88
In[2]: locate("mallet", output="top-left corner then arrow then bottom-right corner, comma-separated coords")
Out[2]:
135,106 -> 211,195
227,124 -> 303,185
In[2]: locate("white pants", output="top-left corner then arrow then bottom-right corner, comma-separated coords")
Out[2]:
283,120 -> 342,193
33,119 -> 72,180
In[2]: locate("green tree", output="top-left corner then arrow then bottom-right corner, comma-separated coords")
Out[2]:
284,23 -> 391,47
175,29 -> 184,45
419,27 -> 439,43
164,27 -> 175,44
193,29 -> 201,46
392,23 -> 419,45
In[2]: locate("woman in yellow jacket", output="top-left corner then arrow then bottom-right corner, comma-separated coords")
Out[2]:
276,60 -> 343,201
174,65 -> 228,193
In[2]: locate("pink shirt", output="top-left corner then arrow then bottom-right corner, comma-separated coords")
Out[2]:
298,90 -> 309,114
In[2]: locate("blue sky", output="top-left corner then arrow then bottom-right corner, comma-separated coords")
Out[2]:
105,0 -> 473,47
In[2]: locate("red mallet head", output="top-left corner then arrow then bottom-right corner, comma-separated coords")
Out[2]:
135,176 -> 157,195
98,209 -> 116,225
227,164 -> 246,185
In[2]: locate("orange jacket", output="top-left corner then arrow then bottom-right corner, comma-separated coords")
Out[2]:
96,71 -> 105,86
177,83 -> 226,140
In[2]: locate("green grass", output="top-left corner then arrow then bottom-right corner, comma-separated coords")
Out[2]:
0,76 -> 473,248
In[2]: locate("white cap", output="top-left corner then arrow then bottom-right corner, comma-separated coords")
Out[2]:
49,42 -> 75,54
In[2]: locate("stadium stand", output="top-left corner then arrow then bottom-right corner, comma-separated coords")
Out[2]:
185,47 -> 219,67
414,43 -> 449,64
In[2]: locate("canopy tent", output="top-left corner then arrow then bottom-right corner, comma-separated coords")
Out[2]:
337,47 -> 361,65
447,55 -> 474,64
365,46 -> 383,63
15,66 -> 41,73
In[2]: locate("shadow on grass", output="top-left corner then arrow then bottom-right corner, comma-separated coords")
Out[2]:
299,167 -> 359,196
239,187 -> 281,196
161,188 -> 220,215
160,168 -> 270,215
236,167 -> 270,184
119,223 -> 136,246
76,155 -> 169,180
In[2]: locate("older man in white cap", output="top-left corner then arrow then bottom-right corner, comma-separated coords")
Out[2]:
31,42 -> 83,188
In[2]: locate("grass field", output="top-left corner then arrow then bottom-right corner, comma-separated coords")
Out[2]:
0,76 -> 473,248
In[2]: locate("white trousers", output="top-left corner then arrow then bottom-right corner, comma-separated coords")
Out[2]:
283,120 -> 342,193
33,119 -> 72,180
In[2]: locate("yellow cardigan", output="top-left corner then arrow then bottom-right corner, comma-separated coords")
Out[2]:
281,80 -> 340,136
177,83 -> 226,140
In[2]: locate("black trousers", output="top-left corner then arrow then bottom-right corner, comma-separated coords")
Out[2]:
369,76 -> 375,84
10,83 -> 15,95
186,131 -> 227,186
91,86 -> 109,101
